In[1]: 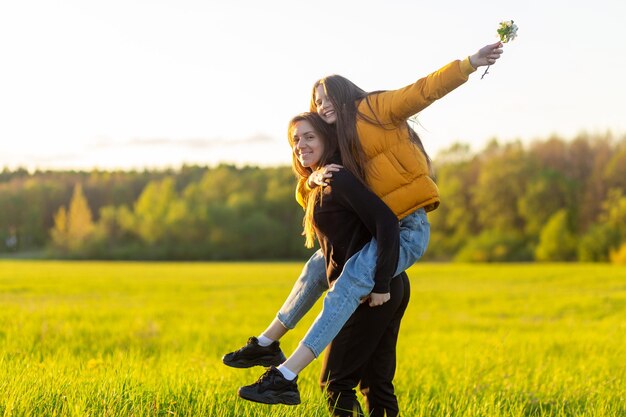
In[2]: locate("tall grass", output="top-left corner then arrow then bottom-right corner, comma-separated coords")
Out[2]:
0,261 -> 624,416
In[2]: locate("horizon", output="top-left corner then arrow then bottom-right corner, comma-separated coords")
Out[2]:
0,126 -> 626,175
1,128 -> 622,174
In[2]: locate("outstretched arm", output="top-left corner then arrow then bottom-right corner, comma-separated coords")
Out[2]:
364,41 -> 505,124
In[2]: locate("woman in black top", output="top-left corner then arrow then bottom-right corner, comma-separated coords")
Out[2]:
261,112 -> 409,416
238,110 -> 409,415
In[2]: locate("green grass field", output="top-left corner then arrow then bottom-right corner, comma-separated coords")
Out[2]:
0,261 -> 625,417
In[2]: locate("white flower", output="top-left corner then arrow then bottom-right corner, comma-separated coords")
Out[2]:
482,20 -> 519,79
497,20 -> 519,44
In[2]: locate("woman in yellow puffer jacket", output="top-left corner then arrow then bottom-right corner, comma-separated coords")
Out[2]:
225,42 -> 503,409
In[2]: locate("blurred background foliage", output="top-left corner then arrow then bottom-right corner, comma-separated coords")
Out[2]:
2,132 -> 626,263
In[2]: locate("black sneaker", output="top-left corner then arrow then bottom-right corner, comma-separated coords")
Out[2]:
222,337 -> 286,368
238,366 -> 301,405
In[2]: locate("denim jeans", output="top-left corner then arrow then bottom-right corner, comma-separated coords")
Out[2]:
276,208 -> 430,357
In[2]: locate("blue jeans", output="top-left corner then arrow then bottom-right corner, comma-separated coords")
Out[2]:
276,208 -> 430,357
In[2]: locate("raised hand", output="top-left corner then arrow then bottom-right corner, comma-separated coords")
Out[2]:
470,42 -> 504,68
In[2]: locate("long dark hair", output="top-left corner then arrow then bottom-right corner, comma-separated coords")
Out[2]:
310,75 -> 432,177
287,112 -> 338,248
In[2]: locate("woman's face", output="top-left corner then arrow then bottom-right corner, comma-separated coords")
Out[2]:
291,120 -> 325,169
314,85 -> 337,124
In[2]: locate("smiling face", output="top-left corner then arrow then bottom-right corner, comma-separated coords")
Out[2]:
314,84 -> 337,124
291,120 -> 325,169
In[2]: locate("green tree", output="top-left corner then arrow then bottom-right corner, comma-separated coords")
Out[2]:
535,209 -> 577,261
521,137 -> 580,238
579,137 -> 613,230
472,141 -> 529,233
602,189 -> 626,241
428,145 -> 480,259
50,206 -> 68,250
577,189 -> 626,262
50,184 -> 95,253
577,223 -> 617,262
610,243 -> 626,264
133,178 -> 178,245
604,144 -> 626,191
455,230 -> 531,262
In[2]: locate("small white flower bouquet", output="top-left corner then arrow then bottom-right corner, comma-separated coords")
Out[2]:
497,20 -> 518,43
482,20 -> 519,79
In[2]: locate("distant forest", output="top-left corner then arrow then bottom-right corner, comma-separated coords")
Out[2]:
2,132 -> 625,262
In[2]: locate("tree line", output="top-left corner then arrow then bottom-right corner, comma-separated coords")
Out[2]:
1,132 -> 625,262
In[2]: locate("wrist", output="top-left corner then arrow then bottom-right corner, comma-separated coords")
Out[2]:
468,54 -> 478,69
372,281 -> 390,294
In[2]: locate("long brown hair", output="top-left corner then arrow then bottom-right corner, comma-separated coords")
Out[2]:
310,75 -> 432,177
287,112 -> 339,248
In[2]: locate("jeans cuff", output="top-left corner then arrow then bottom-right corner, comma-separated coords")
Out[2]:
276,312 -> 296,330
300,340 -> 321,358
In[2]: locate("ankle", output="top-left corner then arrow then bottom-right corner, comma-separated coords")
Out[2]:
277,364 -> 297,381
256,334 -> 275,347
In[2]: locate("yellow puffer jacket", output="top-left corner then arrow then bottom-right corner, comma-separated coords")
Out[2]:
298,57 -> 476,219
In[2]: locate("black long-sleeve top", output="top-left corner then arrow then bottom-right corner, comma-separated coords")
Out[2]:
313,166 -> 400,293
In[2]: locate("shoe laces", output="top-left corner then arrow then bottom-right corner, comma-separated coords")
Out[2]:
231,337 -> 258,358
256,367 -> 280,385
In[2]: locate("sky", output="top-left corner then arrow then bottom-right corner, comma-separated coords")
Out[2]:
1,0 -> 625,171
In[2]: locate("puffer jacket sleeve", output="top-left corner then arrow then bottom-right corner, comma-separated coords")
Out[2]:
363,57 -> 476,125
